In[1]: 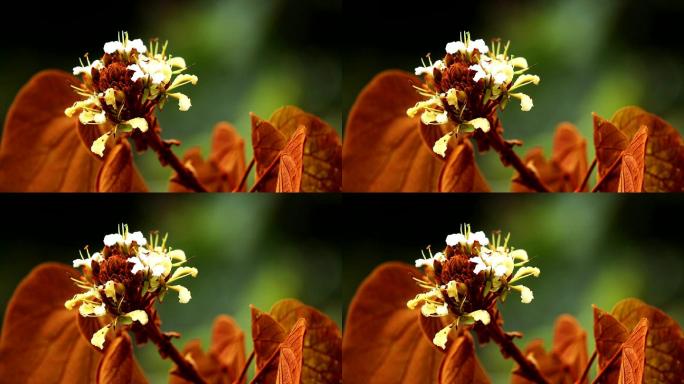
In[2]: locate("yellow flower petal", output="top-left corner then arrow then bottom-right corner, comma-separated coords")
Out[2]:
125,310 -> 148,325
466,117 -> 490,133
432,132 -> 453,158
468,309 -> 491,325
167,249 -> 186,262
125,117 -> 148,132
91,324 -> 111,350
104,281 -> 117,300
433,323 -> 454,349
170,285 -> 192,303
104,88 -> 117,107
90,132 -> 111,157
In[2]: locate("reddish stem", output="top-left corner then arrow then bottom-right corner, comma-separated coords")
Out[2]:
233,350 -> 255,384
486,119 -> 550,193
591,155 -> 622,193
248,347 -> 280,384
590,347 -> 621,384
576,157 -> 597,192
144,117 -> 208,192
485,311 -> 549,384
234,158 -> 255,192
142,315 -> 206,384
576,349 -> 597,384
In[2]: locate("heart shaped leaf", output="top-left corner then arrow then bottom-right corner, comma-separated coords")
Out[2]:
343,262 -> 443,383
0,70 -> 102,191
342,70 -> 443,191
269,299 -> 341,384
251,106 -> 341,192
594,107 -> 684,191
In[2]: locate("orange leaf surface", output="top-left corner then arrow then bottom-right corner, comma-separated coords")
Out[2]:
96,141 -> 148,192
269,299 -> 341,384
618,318 -> 648,384
251,106 -> 341,192
342,70 -> 443,191
594,306 -> 630,383
594,107 -> 684,191
275,318 -> 307,384
170,315 -> 246,384
0,263 -> 147,383
97,333 -> 147,384
343,262 -> 443,383
618,126 -> 648,192
611,298 -> 684,383
276,126 -> 306,192
512,314 -> 588,384
169,123 -> 246,192
0,70 -> 102,191
512,123 -> 588,192
438,333 -> 490,384
251,306 -> 287,384
438,141 -> 490,192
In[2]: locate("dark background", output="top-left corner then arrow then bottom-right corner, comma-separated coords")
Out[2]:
0,0 -> 340,190
343,0 -> 684,190
0,194 -> 341,382
342,194 -> 684,381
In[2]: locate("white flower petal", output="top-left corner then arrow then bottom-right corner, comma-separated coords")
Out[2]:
168,249 -> 186,262
468,309 -> 491,325
104,41 -> 123,54
446,233 -> 466,246
432,132 -> 453,158
170,285 -> 192,303
104,233 -> 123,246
91,324 -> 111,349
125,310 -> 149,325
433,323 -> 453,349
445,41 -> 465,54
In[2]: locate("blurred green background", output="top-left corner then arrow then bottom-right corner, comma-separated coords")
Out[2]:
344,0 -> 684,191
0,195 -> 341,382
342,194 -> 684,381
0,0 -> 340,191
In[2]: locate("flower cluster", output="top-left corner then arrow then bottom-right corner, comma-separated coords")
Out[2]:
64,32 -> 198,157
406,32 -> 540,157
407,225 -> 539,349
64,225 -> 198,349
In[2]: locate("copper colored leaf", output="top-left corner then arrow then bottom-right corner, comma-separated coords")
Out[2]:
269,299 -> 341,384
552,314 -> 588,381
251,106 -> 341,192
594,306 -> 630,383
512,123 -> 587,192
276,126 -> 306,192
618,318 -> 649,384
251,306 -> 287,384
512,315 -> 588,384
438,333 -> 490,384
342,70 -> 443,191
594,107 -> 684,191
343,262 -> 443,383
611,298 -> 684,383
169,123 -> 246,192
97,334 -> 147,384
438,141 -> 490,192
275,318 -> 307,384
96,141 -> 148,192
170,315 -> 246,384
0,70 -> 102,191
618,126 -> 648,192
0,263 -> 103,382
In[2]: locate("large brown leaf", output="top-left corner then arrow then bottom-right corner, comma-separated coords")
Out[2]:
594,107 -> 684,191
343,262 -> 443,383
438,333 -> 490,384
342,70 -> 443,191
169,122 -> 246,192
512,314 -> 588,384
251,106 -> 341,192
0,70 -> 102,191
275,318 -> 306,384
97,141 -> 148,192
438,140 -> 490,192
269,299 -> 341,384
512,123 -> 587,192
0,263 -> 101,382
276,126 -> 306,192
170,315 -> 246,384
611,299 -> 684,383
618,126 -> 648,192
